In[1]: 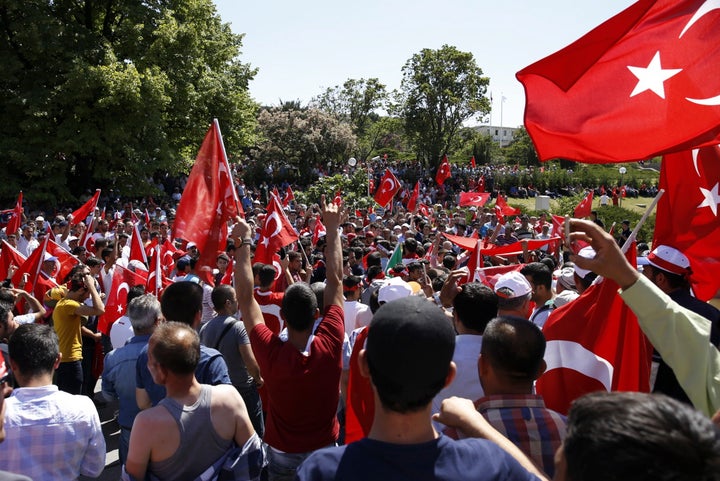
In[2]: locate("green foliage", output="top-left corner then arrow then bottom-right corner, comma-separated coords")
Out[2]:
0,0 -> 257,203
295,171 -> 373,209
252,107 -> 357,184
503,127 -> 539,167
399,45 -> 490,169
311,78 -> 388,137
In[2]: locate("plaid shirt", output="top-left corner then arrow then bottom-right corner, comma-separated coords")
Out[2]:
476,394 -> 566,477
0,385 -> 106,480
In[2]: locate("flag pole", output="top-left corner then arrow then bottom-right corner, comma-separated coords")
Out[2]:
621,189 -> 665,254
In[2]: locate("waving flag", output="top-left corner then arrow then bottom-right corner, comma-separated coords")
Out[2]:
312,217 -> 327,245
654,145 -> 720,301
5,192 -> 23,236
70,189 -> 100,225
494,195 -> 521,216
407,181 -> 420,212
373,169 -> 401,207
174,120 -> 240,285
99,265 -> 149,335
254,195 -> 298,265
573,191 -> 594,219
0,241 -> 26,281
129,222 -> 149,267
517,0 -> 720,162
459,192 -> 491,208
435,155 -> 452,185
283,186 -> 295,207
46,239 -> 80,282
470,156 -> 477,169
477,175 -> 486,193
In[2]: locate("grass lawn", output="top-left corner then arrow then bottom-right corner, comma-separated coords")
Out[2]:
507,196 -> 658,215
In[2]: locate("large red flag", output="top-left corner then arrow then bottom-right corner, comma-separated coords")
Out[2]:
435,155 -> 452,185
494,194 -> 521,216
6,192 -> 23,236
0,241 -> 26,281
459,191 -> 491,208
46,239 -> 80,283
537,244 -> 653,414
373,169 -> 401,207
573,191 -> 594,219
174,120 -> 239,285
407,181 -> 420,212
12,237 -> 57,303
254,195 -> 299,265
129,222 -> 149,267
99,265 -> 149,335
517,0 -> 720,163
654,145 -> 720,301
70,189 -> 100,225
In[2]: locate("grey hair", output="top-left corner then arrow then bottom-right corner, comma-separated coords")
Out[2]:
127,294 -> 161,333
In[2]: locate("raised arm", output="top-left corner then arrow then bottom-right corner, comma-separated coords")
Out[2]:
321,195 -> 344,309
232,218 -> 265,335
75,273 -> 105,316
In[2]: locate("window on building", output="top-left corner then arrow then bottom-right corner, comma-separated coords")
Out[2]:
495,129 -> 498,136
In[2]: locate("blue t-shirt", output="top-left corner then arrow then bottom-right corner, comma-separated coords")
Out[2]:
135,344 -> 231,406
296,435 -> 541,481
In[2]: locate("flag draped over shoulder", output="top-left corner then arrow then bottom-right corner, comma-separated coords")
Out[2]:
174,120 -> 240,285
537,244 -> 653,415
654,145 -> 720,301
517,0 -> 720,162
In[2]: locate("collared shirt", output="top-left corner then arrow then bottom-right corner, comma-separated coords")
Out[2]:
475,394 -> 566,477
102,334 -> 151,428
0,385 -> 106,480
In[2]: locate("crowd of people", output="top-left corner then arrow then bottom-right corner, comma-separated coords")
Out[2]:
0,163 -> 717,481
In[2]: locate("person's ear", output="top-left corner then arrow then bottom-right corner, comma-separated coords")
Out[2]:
443,361 -> 457,388
358,349 -> 370,379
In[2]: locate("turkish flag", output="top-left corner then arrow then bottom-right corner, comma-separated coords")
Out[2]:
254,195 -> 299,265
12,236 -> 57,304
495,195 -> 521,216
373,169 -> 401,207
283,186 -> 295,207
0,240 -> 26,281
46,239 -> 80,282
418,203 -> 431,217
174,120 -> 239,285
129,222 -> 149,267
517,0 -> 720,163
464,240 -> 486,284
654,145 -> 720,301
537,244 -> 653,415
443,232 -> 479,251
99,265 -> 149,335
477,175 -> 486,193
573,191 -> 594,218
70,189 -> 101,225
5,192 -> 23,236
220,258 -> 234,286
407,181 -> 420,212
312,217 -> 327,245
459,191 -> 491,207
435,155 -> 452,185
470,156 -> 476,169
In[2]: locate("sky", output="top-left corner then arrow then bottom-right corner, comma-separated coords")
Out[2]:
213,0 -> 635,129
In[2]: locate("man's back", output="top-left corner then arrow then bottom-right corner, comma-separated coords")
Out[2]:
297,435 -> 539,481
0,385 -> 105,481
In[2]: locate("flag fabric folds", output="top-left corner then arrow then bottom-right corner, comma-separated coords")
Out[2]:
407,181 -> 420,212
6,192 -> 23,235
99,266 -> 148,335
373,169 -> 401,207
517,0 -> 720,162
253,195 -> 298,266
459,192 -> 491,208
173,120 -> 239,285
70,189 -> 101,225
436,155 -> 452,185
384,243 -> 402,275
573,191 -> 594,219
654,145 -> 720,301
537,244 -> 652,415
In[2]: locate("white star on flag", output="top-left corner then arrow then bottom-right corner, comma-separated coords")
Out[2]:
698,183 -> 720,216
627,51 -> 682,99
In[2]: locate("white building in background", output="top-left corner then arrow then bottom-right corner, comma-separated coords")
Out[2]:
474,125 -> 519,147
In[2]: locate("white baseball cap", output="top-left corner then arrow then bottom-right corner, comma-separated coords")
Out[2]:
378,277 -> 414,304
494,271 -> 532,298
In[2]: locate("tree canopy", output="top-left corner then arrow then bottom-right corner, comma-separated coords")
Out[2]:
0,0 -> 257,203
398,45 -> 490,169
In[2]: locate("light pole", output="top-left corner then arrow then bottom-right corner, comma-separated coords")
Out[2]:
619,166 -> 627,207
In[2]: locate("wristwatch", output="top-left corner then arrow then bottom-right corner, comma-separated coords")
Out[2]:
240,238 -> 252,246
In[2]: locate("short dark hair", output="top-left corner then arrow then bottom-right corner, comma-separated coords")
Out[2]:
365,251 -> 382,268
150,322 -> 200,375
211,284 -> 235,311
442,255 -> 456,270
160,281 -> 203,325
453,283 -> 498,333
481,316 -> 546,382
520,262 -> 552,290
258,264 -> 277,288
282,283 -> 317,331
9,324 -> 59,378
564,392 -> 720,481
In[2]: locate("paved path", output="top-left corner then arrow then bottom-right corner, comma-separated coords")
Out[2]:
79,381 -> 122,481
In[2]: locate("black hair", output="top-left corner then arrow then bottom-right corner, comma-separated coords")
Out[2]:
520,262 -> 553,290
453,283 -> 498,333
160,281 -> 203,325
258,264 -> 277,288
9,324 -> 59,378
481,316 -> 546,382
211,284 -> 236,311
281,283 -> 317,331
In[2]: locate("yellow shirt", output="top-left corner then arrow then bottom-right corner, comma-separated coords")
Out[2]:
53,298 -> 83,362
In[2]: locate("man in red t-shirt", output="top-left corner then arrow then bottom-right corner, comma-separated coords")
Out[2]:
233,195 -> 344,481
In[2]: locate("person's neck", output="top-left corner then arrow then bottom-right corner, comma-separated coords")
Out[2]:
369,403 -> 439,445
17,373 -> 54,388
165,376 -> 203,406
287,326 -> 312,351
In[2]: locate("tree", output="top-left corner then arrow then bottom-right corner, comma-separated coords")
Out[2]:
0,0 -> 257,203
253,107 -> 356,184
312,78 -> 388,136
398,45 -> 490,170
503,127 -> 539,167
